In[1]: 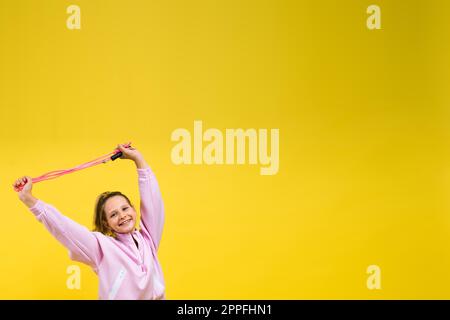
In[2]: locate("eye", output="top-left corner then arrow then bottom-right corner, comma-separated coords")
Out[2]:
111,213 -> 117,218
123,207 -> 129,211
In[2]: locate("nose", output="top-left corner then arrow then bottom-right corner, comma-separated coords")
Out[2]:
119,210 -> 127,220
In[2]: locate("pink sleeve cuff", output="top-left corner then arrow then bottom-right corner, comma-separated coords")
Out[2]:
137,166 -> 154,179
29,199 -> 45,217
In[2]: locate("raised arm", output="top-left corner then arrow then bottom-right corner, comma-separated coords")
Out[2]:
116,143 -> 165,251
14,177 -> 103,269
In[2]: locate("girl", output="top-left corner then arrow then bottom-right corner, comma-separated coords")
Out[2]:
13,143 -> 166,300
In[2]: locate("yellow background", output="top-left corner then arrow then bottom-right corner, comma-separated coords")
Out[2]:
1,0 -> 449,299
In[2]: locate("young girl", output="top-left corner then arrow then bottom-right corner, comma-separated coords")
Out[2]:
13,143 -> 166,300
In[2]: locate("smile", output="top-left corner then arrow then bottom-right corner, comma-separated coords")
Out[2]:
119,219 -> 132,227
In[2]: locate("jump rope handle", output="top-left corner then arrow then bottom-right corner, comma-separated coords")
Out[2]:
111,152 -> 122,161
15,177 -> 28,192
111,143 -> 132,161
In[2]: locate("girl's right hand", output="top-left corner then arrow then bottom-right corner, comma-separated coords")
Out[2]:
13,176 -> 33,197
13,176 -> 37,208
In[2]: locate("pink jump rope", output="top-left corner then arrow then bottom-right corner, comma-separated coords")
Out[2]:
14,142 -> 133,192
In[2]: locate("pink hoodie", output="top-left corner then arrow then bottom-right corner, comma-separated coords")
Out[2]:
28,166 -> 166,300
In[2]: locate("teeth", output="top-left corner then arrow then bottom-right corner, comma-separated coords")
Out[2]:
120,220 -> 131,226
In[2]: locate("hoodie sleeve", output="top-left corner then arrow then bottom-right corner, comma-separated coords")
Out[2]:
29,200 -> 103,269
137,166 -> 165,251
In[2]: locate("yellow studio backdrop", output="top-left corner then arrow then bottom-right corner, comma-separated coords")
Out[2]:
0,0 -> 449,299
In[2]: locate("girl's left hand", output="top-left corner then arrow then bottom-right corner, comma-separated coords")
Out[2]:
116,142 -> 143,162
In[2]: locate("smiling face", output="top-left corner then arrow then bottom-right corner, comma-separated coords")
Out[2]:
104,195 -> 137,234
